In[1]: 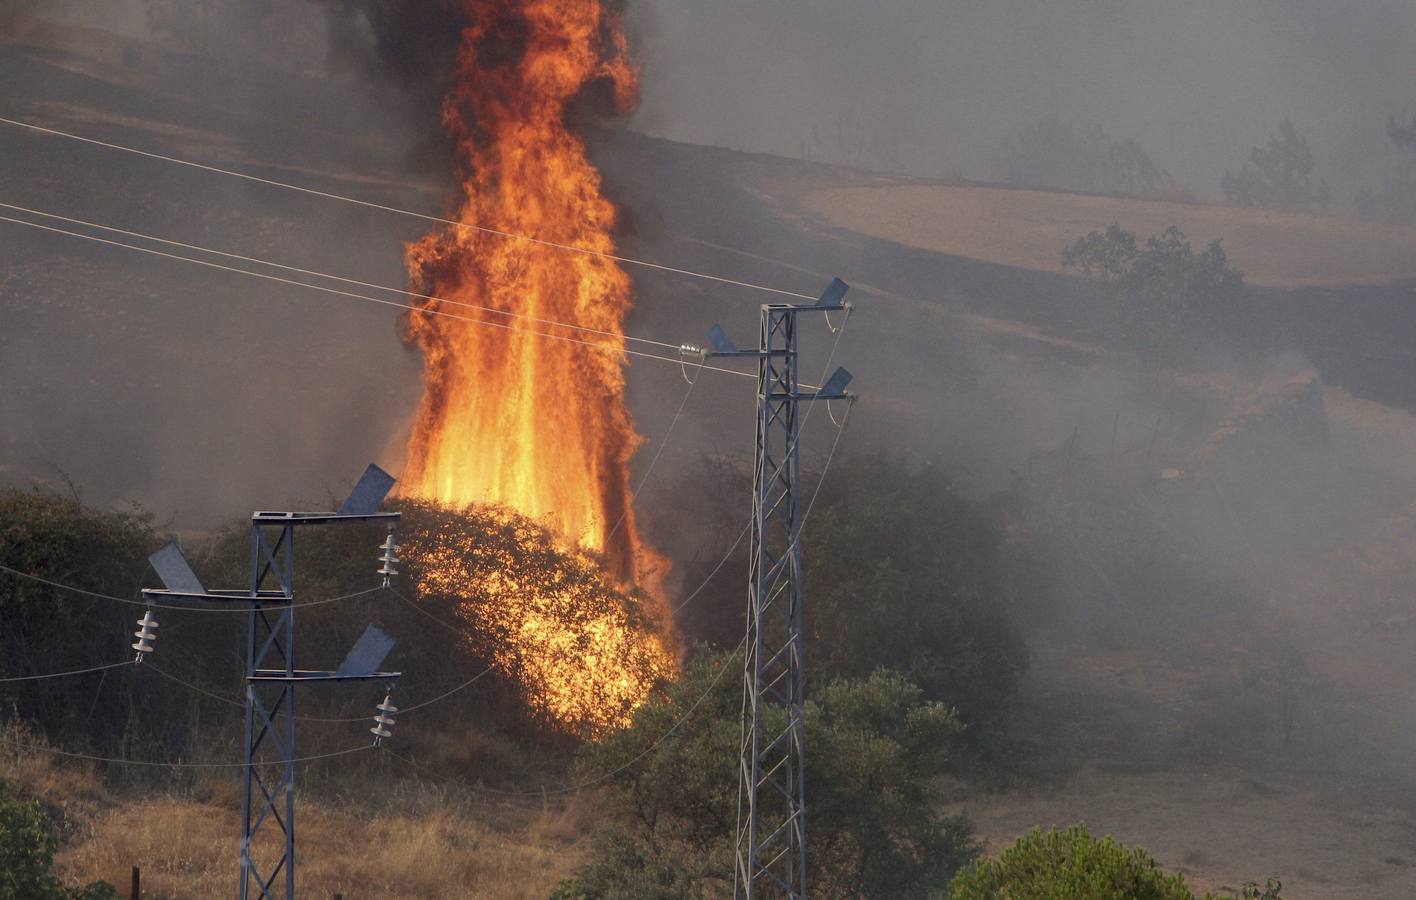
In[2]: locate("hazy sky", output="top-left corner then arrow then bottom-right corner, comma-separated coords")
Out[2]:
25,0 -> 1416,206
631,0 -> 1416,203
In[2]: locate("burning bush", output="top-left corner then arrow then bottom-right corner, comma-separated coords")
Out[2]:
397,500 -> 677,738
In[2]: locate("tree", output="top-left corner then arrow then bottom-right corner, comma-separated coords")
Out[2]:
1062,224 -> 1246,365
0,488 -> 166,754
1357,108 -> 1416,225
1222,120 -> 1329,212
1388,110 -> 1416,153
994,117 -> 1182,200
803,458 -> 1028,737
555,655 -> 978,899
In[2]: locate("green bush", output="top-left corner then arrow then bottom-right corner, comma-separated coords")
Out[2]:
949,825 -> 1196,900
0,488 -> 168,755
804,458 -> 1028,737
555,654 -> 977,898
0,780 -> 116,900
1062,224 -> 1246,365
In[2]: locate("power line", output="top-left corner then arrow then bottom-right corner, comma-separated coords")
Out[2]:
0,211 -> 759,383
0,201 -> 679,352
669,312 -> 854,617
145,658 -> 495,723
0,739 -> 372,769
382,635 -> 744,798
0,114 -> 817,301
0,564 -> 387,613
0,660 -> 134,683
605,373 -> 698,548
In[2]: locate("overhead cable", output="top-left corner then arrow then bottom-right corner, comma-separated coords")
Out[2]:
381,635 -> 745,798
0,201 -> 677,351
0,114 -> 817,300
0,739 -> 371,769
0,564 -> 386,613
0,211 -> 760,383
0,660 -> 134,683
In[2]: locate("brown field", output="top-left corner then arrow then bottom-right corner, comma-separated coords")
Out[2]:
955,766 -> 1416,900
2,723 -> 589,899
802,183 -> 1416,288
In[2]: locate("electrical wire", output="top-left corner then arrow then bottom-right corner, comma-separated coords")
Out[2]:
0,660 -> 134,683
604,372 -> 698,547
0,114 -> 818,301
668,307 -> 855,616
0,211 -> 760,384
0,739 -> 372,769
0,201 -> 679,352
0,564 -> 387,613
145,658 -> 496,723
381,635 -> 745,798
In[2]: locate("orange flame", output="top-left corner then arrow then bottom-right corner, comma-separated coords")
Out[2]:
398,1 -> 674,729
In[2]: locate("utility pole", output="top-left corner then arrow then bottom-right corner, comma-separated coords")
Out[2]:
143,464 -> 404,900
695,278 -> 855,899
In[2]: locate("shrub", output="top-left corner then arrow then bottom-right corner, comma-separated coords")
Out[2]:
804,458 -> 1028,737
1357,109 -> 1416,225
951,825 -> 1284,900
0,779 -> 116,900
994,117 -> 1182,199
1062,224 -> 1246,365
949,825 -> 1195,900
556,655 -> 977,898
0,488 -> 167,754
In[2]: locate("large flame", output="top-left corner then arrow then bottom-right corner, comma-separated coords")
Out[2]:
398,1 -> 674,730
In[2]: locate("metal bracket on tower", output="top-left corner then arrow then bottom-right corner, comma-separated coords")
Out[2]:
703,277 -> 857,899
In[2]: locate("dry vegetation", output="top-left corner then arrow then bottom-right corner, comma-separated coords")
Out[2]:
953,765 -> 1416,900
2,722 -> 592,899
802,183 -> 1416,288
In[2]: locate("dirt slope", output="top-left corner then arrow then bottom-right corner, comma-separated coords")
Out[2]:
804,183 -> 1416,288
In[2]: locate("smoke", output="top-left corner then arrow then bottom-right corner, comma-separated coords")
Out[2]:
315,0 -> 463,97
11,0 -> 1416,853
631,0 -> 1416,204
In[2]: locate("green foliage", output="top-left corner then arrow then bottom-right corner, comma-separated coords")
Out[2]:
995,117 -> 1182,200
1222,120 -> 1329,212
0,780 -> 116,900
0,487 -> 168,754
550,829 -> 714,900
1062,224 -> 1245,364
949,825 -> 1197,900
804,458 -> 1028,736
556,655 -> 977,899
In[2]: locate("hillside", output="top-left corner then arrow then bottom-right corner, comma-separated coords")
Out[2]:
9,16 -> 1416,899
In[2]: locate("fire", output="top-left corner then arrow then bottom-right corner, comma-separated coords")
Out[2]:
397,1 -> 676,730
401,501 -> 676,736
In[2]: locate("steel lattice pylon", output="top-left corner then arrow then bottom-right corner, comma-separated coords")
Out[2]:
142,465 -> 403,900
704,279 -> 853,900
241,519 -> 299,899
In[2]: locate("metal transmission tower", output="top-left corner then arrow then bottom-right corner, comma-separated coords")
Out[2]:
143,464 -> 404,900
698,278 -> 855,899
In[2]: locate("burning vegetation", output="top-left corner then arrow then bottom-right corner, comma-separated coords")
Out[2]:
393,0 -> 677,731
400,499 -> 676,737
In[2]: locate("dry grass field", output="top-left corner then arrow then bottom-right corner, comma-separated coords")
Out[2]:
802,183 -> 1416,289
2,723 -> 590,899
954,765 -> 1416,900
